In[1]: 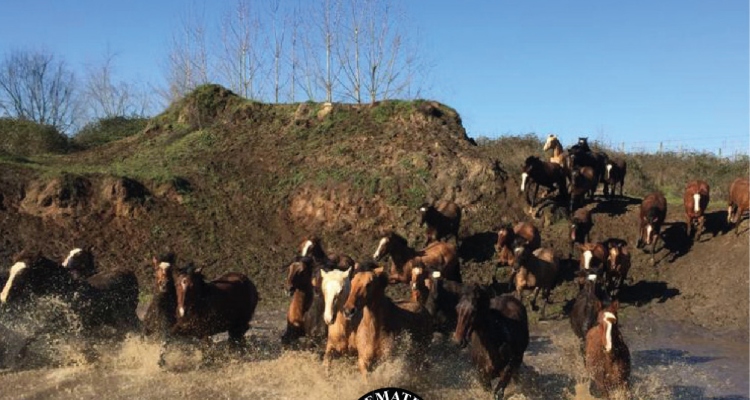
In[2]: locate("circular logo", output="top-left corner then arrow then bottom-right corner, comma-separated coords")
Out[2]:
357,387 -> 424,400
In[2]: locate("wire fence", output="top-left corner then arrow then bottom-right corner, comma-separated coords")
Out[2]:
577,134 -> 749,161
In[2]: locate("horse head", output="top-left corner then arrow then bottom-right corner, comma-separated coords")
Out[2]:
320,267 -> 352,325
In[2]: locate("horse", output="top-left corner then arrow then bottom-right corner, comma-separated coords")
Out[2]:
171,265 -> 259,348
298,236 -> 355,270
570,269 -> 609,344
409,267 -> 463,333
342,268 -> 431,379
602,239 -> 631,297
320,266 -> 358,369
569,166 -> 597,212
511,246 -> 559,318
453,284 -> 529,400
568,139 -> 607,196
281,257 -> 327,346
570,208 -> 593,256
577,242 -> 607,272
636,191 -> 668,265
603,159 -> 627,198
61,247 -> 140,332
521,156 -> 568,212
373,230 -> 460,284
419,200 -> 462,246
683,180 -> 710,240
495,222 -> 541,267
2,250 -> 137,334
143,253 -> 178,340
727,177 -> 749,235
585,302 -> 631,398
543,134 -> 572,175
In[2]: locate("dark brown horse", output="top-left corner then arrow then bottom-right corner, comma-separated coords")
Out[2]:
585,302 -> 631,398
343,268 -> 431,379
453,284 -> 529,400
569,208 -> 593,256
373,231 -> 460,284
172,265 -> 259,347
495,222 -> 541,267
683,180 -> 710,240
521,156 -> 568,210
569,166 -> 596,212
409,267 -> 464,333
61,247 -> 97,280
419,200 -> 462,246
636,191 -> 668,265
569,270 -> 609,343
727,177 -> 749,235
602,239 -> 631,297
511,247 -> 559,318
603,159 -> 627,198
281,257 -> 327,345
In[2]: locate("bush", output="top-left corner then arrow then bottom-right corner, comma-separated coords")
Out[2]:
72,116 -> 148,149
0,118 -> 69,156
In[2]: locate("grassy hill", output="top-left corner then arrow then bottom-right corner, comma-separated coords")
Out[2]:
0,84 -> 747,317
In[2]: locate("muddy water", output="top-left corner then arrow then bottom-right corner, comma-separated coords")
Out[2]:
0,306 -> 748,400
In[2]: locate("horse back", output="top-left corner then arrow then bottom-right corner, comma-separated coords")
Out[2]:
208,273 -> 259,319
389,299 -> 432,344
729,177 -> 749,208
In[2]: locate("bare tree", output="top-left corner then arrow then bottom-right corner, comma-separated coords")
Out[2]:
163,3 -> 210,102
0,49 -> 78,131
335,0 -> 364,103
83,50 -> 152,119
304,0 -> 342,103
267,0 -> 287,103
217,0 -> 264,100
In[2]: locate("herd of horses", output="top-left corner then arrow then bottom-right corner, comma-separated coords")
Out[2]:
0,135 -> 748,399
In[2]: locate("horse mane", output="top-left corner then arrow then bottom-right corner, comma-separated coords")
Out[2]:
12,249 -> 42,264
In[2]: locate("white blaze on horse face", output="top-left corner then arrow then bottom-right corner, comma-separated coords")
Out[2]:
179,307 -> 185,317
587,273 -> 597,282
322,270 -> 347,325
727,205 -> 734,222
432,271 -> 441,279
419,207 -> 427,213
603,311 -> 616,352
645,224 -> 653,245
521,172 -> 528,192
159,262 -> 171,270
1,262 -> 28,303
373,237 -> 388,259
62,248 -> 83,268
301,240 -> 314,257
693,193 -> 701,213
583,250 -> 593,270
410,267 -> 423,290
606,164 -> 612,181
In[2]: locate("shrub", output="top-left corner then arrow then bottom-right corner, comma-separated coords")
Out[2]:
72,116 -> 148,149
0,118 -> 68,156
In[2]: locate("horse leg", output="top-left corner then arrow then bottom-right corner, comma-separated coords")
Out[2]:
492,343 -> 517,400
530,287 -> 540,311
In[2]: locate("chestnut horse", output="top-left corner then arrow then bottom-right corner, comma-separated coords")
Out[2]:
320,267 -> 358,369
281,257 -> 326,345
495,222 -> 541,267
636,191 -> 667,265
299,236 -> 355,270
727,177 -> 749,235
342,268 -> 431,379
373,231 -> 460,284
143,253 -> 178,340
578,242 -> 607,272
453,284 -> 529,400
585,302 -> 631,398
603,239 -> 631,298
511,247 -> 559,318
172,266 -> 259,347
683,180 -> 710,240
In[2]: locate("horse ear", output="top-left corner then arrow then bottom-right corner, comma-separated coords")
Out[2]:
320,268 -> 328,279
152,256 -> 159,268
344,267 -> 352,277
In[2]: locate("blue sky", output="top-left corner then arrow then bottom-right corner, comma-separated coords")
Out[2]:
0,1 -> 747,155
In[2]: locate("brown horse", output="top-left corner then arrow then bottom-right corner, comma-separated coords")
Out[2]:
569,166 -> 597,212
342,268 -> 431,379
602,239 -> 631,297
143,253 -> 178,340
373,231 -> 460,284
511,247 -> 559,318
603,159 -> 627,198
495,222 -> 541,267
453,284 -> 529,400
683,180 -> 710,240
636,191 -> 667,265
419,200 -> 462,246
521,156 -> 568,211
585,302 -> 631,398
281,257 -> 327,345
298,236 -> 355,270
570,270 -> 609,344
172,265 -> 259,347
578,242 -> 607,272
727,177 -> 749,235
409,268 -> 463,333
570,208 -> 593,256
